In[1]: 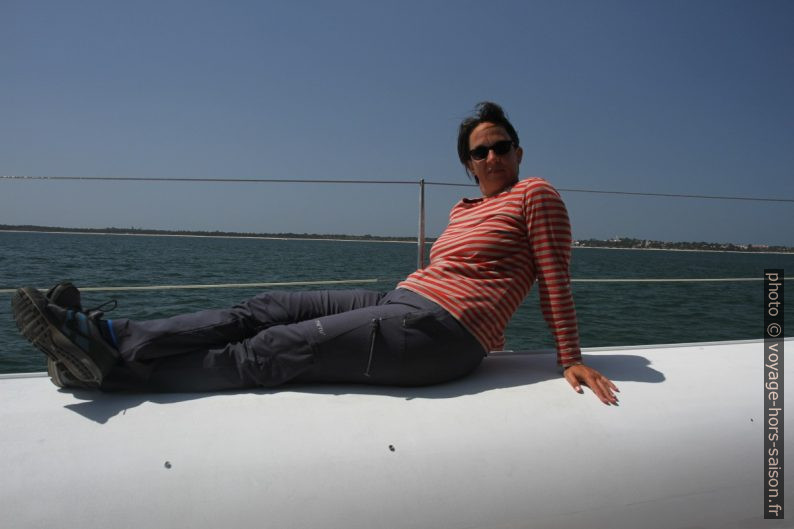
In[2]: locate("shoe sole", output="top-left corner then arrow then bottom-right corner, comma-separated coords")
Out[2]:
46,357 -> 94,389
12,287 -> 103,385
46,358 -> 65,388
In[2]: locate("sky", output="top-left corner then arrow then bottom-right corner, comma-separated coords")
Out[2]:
2,0 -> 793,245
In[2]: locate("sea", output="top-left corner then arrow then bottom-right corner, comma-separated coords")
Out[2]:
1,230 -> 791,374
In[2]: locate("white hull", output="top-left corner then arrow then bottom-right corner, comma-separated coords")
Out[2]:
1,339 -> 791,529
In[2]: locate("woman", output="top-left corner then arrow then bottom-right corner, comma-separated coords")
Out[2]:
12,102 -> 619,404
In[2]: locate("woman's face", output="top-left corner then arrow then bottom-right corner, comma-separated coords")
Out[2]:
466,122 -> 523,197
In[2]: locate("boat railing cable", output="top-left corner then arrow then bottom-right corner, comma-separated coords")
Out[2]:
3,174 -> 793,202
1,277 -> 791,296
0,279 -> 379,295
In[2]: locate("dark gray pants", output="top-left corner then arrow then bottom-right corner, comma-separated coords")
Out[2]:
104,288 -> 485,392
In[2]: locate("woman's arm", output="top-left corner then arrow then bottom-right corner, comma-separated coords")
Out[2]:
525,180 -> 619,405
524,180 -> 581,367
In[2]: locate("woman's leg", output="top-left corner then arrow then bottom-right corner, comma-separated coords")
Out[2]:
296,289 -> 486,387
111,289 -> 385,362
108,289 -> 486,392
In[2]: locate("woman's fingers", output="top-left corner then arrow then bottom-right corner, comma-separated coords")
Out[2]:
564,368 -> 584,392
594,376 -> 619,405
565,365 -> 619,405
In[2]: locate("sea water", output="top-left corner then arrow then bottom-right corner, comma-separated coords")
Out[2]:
1,231 -> 791,373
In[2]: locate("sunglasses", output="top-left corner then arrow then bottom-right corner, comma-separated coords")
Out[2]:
469,140 -> 515,161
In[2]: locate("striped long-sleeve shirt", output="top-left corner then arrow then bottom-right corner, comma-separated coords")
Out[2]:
398,177 -> 582,367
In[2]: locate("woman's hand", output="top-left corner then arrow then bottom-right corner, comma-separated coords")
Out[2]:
563,364 -> 619,405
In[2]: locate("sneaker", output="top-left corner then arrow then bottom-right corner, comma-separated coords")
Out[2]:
12,287 -> 119,385
44,282 -> 89,388
46,357 -> 94,389
46,281 -> 83,312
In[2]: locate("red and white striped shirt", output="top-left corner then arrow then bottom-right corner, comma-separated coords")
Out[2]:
398,177 -> 582,367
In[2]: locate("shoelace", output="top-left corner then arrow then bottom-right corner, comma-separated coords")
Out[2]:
85,299 -> 118,318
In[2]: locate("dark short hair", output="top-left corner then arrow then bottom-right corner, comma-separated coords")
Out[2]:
457,101 -> 520,182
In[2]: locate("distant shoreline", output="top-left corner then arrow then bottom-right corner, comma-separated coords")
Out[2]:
0,225 -> 422,244
2,225 -> 792,254
572,246 -> 794,255
0,229 -> 419,244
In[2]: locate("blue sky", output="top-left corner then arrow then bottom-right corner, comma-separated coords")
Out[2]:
2,0 -> 792,245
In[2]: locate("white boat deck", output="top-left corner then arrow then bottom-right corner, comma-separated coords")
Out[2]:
1,339 -> 791,529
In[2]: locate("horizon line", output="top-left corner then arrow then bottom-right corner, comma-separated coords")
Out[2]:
1,225 -> 792,252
